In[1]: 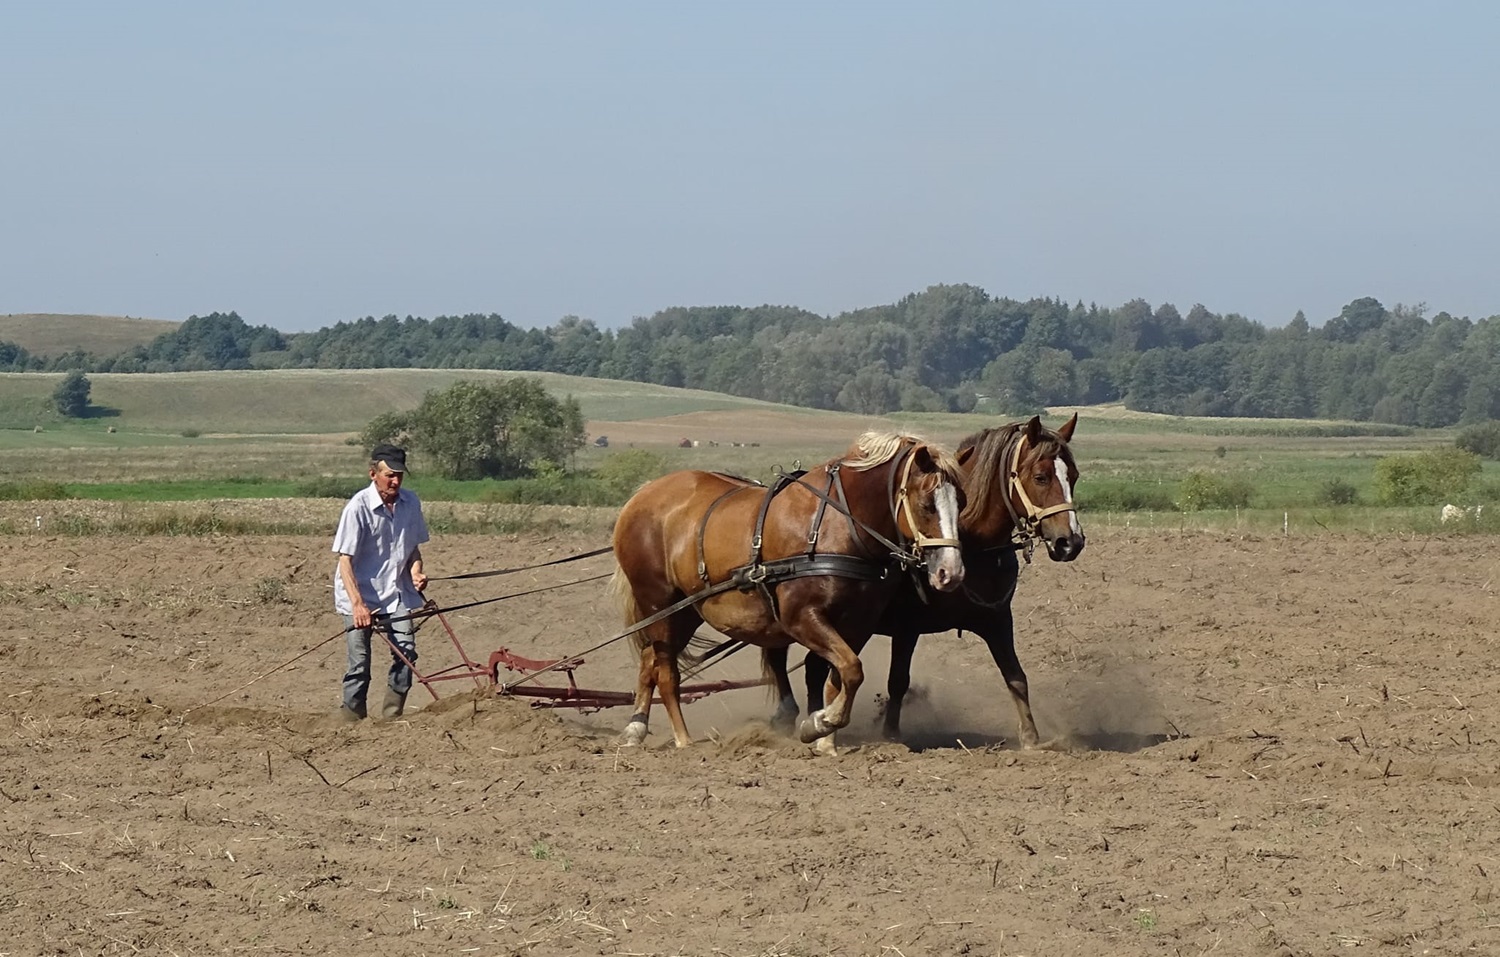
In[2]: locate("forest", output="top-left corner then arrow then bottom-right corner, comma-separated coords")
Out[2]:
4,286 -> 1496,427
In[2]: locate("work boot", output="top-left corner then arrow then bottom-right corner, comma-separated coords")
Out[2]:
338,703 -> 366,722
381,687 -> 407,719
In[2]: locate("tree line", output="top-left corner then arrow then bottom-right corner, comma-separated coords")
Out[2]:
7,287 -> 1500,427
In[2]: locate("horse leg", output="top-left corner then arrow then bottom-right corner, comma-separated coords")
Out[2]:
792,616 -> 864,744
623,604 -> 699,747
795,650 -> 838,755
654,638 -> 695,748
622,638 -> 658,746
881,630 -> 919,741
979,609 -> 1040,748
762,647 -> 799,735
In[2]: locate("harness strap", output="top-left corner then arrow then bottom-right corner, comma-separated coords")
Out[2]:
894,449 -> 961,550
697,484 -> 757,583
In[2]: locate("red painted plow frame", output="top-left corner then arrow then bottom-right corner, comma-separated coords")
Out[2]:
394,605 -> 767,713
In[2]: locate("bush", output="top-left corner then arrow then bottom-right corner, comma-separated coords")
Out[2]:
1076,482 -> 1176,512
593,449 -> 669,497
1315,478 -> 1359,506
0,481 -> 73,501
362,378 -> 586,481
1176,471 -> 1254,511
1373,448 -> 1481,506
51,371 -> 91,417
1456,421 -> 1500,460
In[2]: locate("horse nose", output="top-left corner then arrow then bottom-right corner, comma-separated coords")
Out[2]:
1051,533 -> 1085,562
934,560 -> 964,591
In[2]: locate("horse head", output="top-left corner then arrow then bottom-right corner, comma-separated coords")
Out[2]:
958,413 -> 1085,562
894,441 -> 967,593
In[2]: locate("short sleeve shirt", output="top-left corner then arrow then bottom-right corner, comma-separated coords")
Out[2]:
331,484 -> 431,615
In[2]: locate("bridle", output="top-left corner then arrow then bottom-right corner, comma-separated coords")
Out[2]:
999,428 -> 1077,555
894,445 -> 962,556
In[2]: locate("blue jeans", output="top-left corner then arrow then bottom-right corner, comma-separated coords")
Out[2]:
341,611 -> 419,716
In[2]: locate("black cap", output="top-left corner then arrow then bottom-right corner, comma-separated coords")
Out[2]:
370,444 -> 408,473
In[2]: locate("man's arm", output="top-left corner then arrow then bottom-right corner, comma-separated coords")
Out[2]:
406,546 -> 428,593
337,553 -> 373,628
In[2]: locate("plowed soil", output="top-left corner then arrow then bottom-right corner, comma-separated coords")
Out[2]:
3,527 -> 1498,956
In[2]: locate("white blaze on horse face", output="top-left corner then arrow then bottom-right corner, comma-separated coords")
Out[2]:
927,482 -> 964,589
1054,458 -> 1082,536
936,482 -> 960,543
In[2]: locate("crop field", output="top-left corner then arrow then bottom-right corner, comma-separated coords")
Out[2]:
3,366 -> 1500,954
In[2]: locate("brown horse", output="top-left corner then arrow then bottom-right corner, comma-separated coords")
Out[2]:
609,432 -> 967,748
781,414 -> 1084,752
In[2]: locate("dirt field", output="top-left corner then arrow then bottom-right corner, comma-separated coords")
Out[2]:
3,526 -> 1498,956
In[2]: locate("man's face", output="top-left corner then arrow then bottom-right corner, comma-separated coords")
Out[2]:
371,464 -> 404,503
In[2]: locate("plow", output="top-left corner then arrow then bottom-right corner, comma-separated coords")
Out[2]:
386,548 -> 770,713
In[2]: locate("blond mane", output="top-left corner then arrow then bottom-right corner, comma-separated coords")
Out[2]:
842,431 -> 963,484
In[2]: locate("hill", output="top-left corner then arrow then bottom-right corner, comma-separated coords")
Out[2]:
0,368 -> 834,435
0,313 -> 179,357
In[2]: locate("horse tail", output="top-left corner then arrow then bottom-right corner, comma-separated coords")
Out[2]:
759,645 -> 794,706
606,561 -> 651,654
761,648 -> 781,704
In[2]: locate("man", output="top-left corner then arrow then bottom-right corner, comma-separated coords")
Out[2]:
332,443 -> 431,720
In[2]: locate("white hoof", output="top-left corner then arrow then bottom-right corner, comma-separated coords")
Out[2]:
813,735 -> 839,757
622,719 -> 647,746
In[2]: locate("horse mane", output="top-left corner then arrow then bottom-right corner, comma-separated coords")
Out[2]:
842,431 -> 963,484
957,421 -> 1073,527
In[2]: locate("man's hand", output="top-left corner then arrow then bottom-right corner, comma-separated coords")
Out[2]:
412,570 -> 429,592
351,602 -> 373,629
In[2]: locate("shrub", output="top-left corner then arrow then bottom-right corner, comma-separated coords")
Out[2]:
1176,471 -> 1254,511
362,378 -> 586,480
1076,483 -> 1176,512
1373,448 -> 1481,506
0,481 -> 73,501
52,371 -> 91,417
1456,421 -> 1500,460
180,429 -> 202,438
1315,478 -> 1359,506
593,449 -> 669,497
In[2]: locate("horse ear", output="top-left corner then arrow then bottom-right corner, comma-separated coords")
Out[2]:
911,443 -> 936,471
1024,416 -> 1043,444
1056,412 -> 1078,443
955,445 -> 975,467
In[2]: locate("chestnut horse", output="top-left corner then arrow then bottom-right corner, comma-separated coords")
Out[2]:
780,414 -> 1085,752
609,432 -> 966,748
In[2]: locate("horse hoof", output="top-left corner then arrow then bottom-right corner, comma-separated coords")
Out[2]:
622,720 -> 648,747
797,713 -> 833,744
813,736 -> 839,757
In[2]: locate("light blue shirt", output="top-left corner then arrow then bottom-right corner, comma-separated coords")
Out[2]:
331,484 -> 430,615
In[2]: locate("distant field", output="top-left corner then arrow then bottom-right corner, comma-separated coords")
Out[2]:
0,367 -> 1488,539
0,368 -> 794,434
0,313 -> 178,356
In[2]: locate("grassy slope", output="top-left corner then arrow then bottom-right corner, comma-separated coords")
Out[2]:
0,368 -> 795,434
0,313 -> 179,356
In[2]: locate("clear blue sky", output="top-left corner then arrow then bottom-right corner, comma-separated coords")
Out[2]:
4,2 -> 1497,333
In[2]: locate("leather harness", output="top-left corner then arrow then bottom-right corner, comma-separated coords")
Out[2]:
692,444 -> 956,620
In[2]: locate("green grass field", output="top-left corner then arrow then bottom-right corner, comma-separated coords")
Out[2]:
0,368 -> 1492,536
